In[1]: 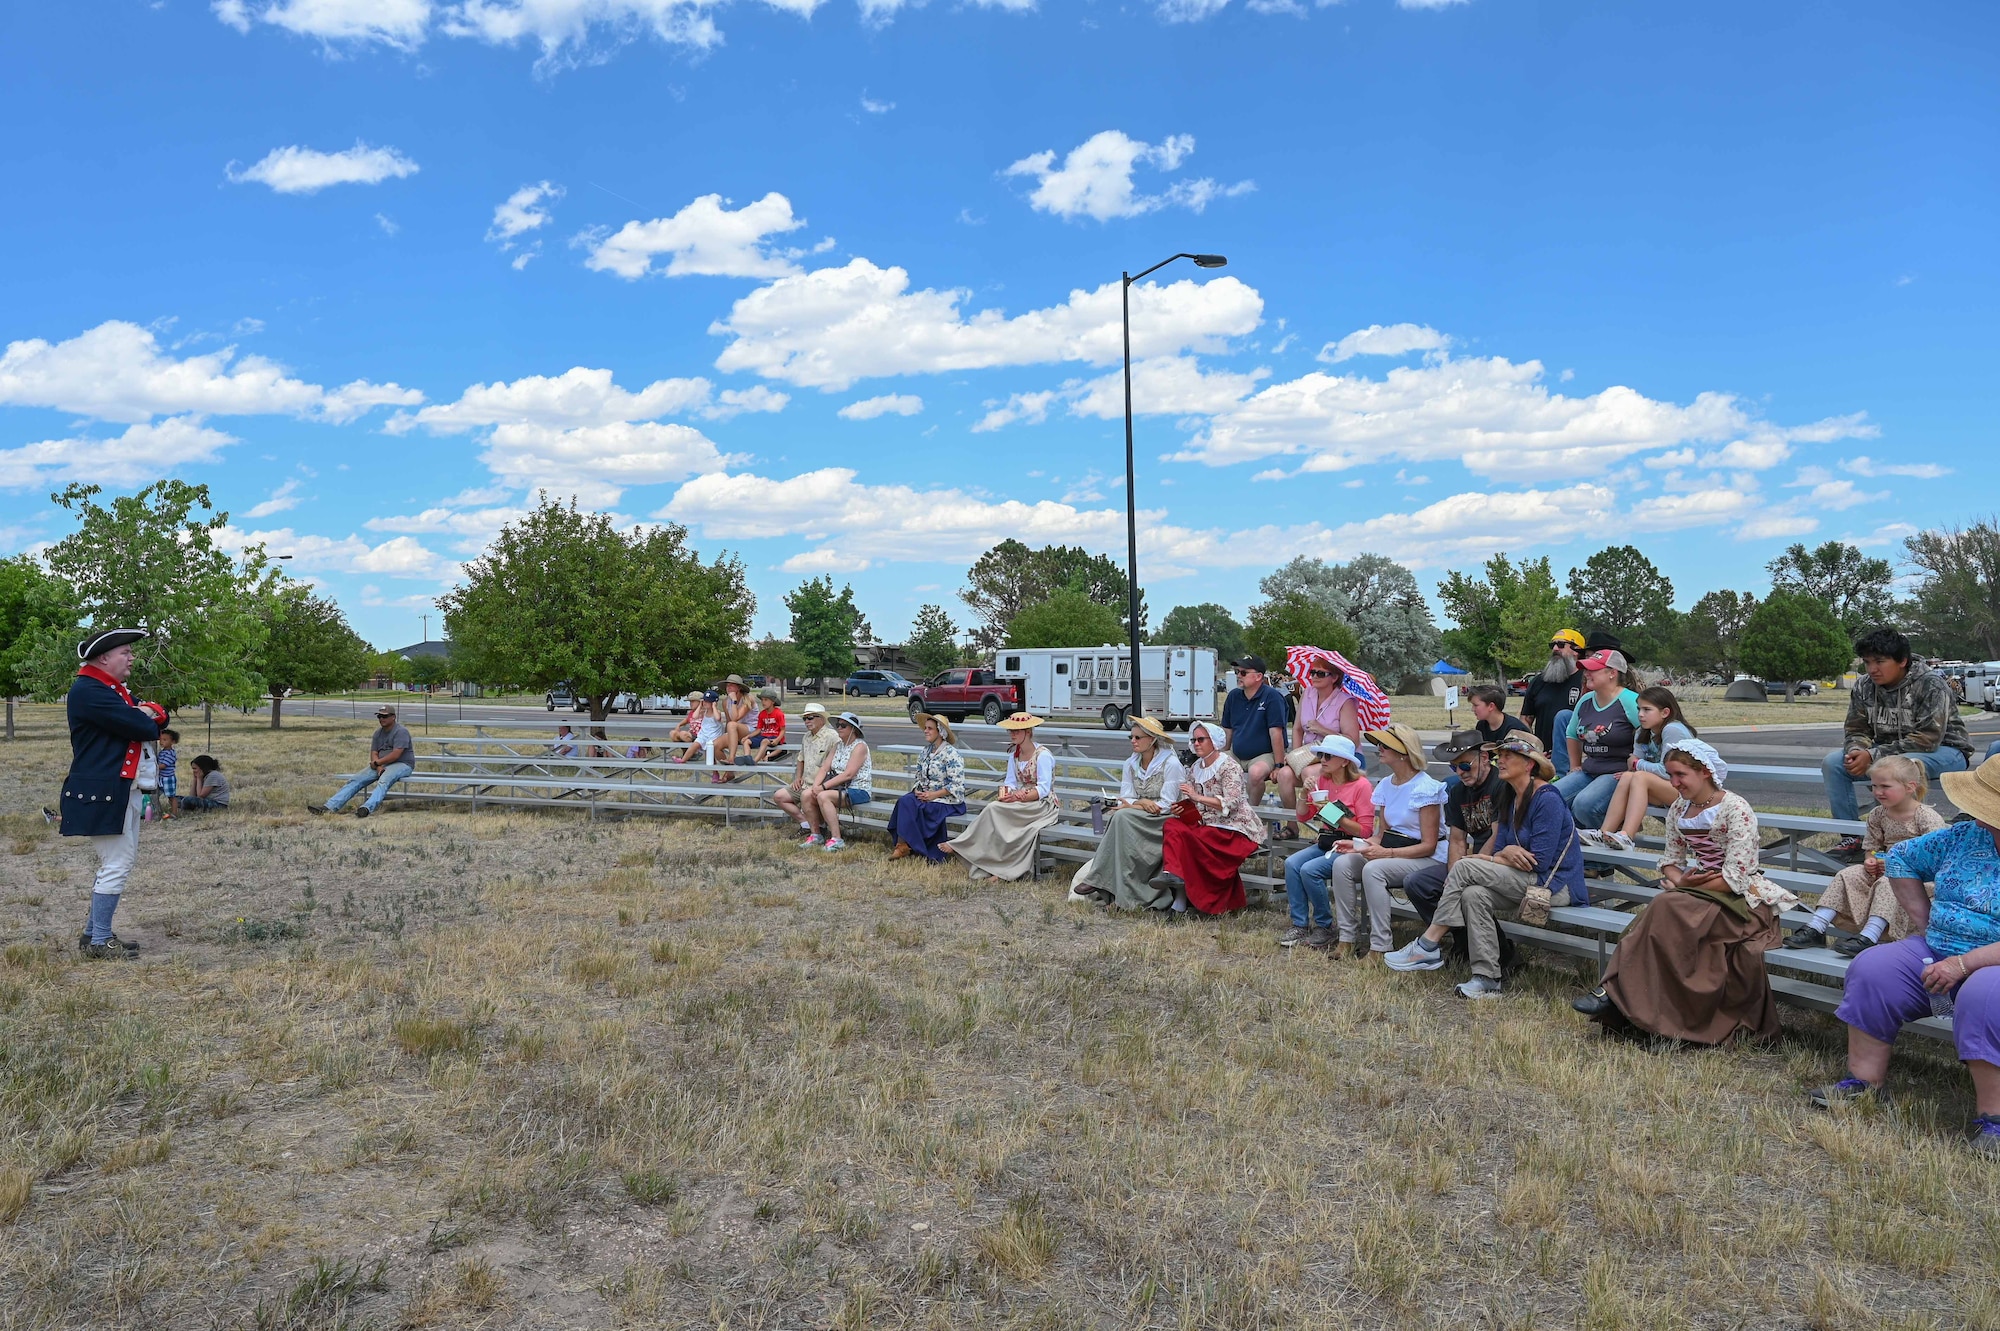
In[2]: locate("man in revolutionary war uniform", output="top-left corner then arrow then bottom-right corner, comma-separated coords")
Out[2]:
61,629 -> 167,959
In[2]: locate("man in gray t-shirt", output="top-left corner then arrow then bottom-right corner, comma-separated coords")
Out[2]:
310,705 -> 417,819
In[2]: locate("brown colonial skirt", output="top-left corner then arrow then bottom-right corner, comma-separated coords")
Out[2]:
1601,889 -> 1783,1045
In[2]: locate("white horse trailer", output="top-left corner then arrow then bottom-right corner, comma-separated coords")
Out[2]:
994,645 -> 1219,730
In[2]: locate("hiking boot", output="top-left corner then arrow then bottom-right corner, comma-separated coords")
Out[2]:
1971,1115 -> 2000,1158
1834,934 -> 1877,959
1810,1077 -> 1890,1110
1783,924 -> 1828,950
1302,927 -> 1332,952
1278,924 -> 1309,948
1329,940 -> 1358,960
1456,975 -> 1504,999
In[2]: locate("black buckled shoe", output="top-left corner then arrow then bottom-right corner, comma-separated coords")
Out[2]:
1783,924 -> 1828,950
1571,988 -> 1616,1018
1833,933 -> 1876,959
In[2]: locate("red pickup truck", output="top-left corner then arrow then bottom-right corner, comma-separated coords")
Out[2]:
906,668 -> 1021,726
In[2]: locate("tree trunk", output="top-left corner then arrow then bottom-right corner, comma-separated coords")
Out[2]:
271,692 -> 284,729
1784,682 -> 1795,703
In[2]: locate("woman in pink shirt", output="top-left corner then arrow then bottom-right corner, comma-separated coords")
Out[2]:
1286,661 -> 1363,793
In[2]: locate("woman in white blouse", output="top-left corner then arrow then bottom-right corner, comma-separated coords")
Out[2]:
1069,715 -> 1188,910
1328,723 -> 1446,961
942,712 -> 1060,881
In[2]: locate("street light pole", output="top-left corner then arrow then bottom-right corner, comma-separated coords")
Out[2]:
1121,252 -> 1228,721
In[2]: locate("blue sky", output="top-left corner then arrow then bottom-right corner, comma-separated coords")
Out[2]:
2,0 -> 1993,650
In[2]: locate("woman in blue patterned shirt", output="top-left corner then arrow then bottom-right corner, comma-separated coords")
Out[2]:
1818,755 -> 2000,1155
887,712 -> 966,863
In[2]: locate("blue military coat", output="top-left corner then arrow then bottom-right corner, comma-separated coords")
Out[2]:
60,671 -> 161,837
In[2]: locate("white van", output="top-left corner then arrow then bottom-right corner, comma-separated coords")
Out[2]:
993,645 -> 1220,730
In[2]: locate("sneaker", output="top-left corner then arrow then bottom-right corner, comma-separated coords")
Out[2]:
1577,829 -> 1607,848
307,804 -> 329,815
1384,938 -> 1446,971
1303,927 -> 1332,952
1603,831 -> 1637,852
824,838 -> 846,853
354,807 -> 371,819
43,806 -> 60,825
1830,836 -> 1866,864
799,834 -> 824,849
82,936 -> 138,961
1971,1115 -> 2000,1158
1278,925 -> 1309,948
1782,924 -> 1828,950
1810,1077 -> 1890,1110
1456,975 -> 1504,999
1834,934 -> 1877,959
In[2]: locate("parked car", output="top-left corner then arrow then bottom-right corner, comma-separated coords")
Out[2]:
1759,679 -> 1819,698
844,669 -> 914,697
906,668 -> 1022,725
545,682 -> 585,712
1507,678 -> 1528,697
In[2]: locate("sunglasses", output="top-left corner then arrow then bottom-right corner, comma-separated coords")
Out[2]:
1452,760 -> 1479,773
1233,668 -> 1258,676
1190,732 -> 1213,743
1307,669 -> 1333,678
1550,642 -> 1575,651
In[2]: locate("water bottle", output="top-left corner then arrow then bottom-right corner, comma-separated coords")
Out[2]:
1924,955 -> 1955,1018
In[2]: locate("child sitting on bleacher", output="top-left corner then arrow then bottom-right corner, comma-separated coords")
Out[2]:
1784,755 -> 1946,958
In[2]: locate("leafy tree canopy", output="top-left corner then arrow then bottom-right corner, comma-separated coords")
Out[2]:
439,496 -> 752,721
749,636 -> 812,687
1766,541 -> 1895,638
1260,554 -> 1441,687
1006,589 -> 1125,650
962,540 -> 1144,649
258,583 -> 374,727
1567,544 -> 1676,662
1677,589 -> 1759,676
1495,557 -> 1575,676
0,556 -> 78,699
1156,602 -> 1246,661
20,480 -> 274,712
1902,520 -> 2000,660
1739,589 -> 1851,700
1439,554 -> 1575,680
903,603 -> 962,679
1242,593 -> 1359,673
785,576 -> 870,692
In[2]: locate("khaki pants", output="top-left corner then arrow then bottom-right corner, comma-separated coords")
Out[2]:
1329,853 -> 1433,953
1431,857 -> 1572,981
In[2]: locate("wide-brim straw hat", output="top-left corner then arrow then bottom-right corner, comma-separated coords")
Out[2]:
1489,732 -> 1555,781
1130,714 -> 1171,744
1942,755 -> 2000,827
997,712 -> 1044,730
912,710 -> 956,742
1363,723 -> 1427,768
723,674 -> 747,691
801,702 -> 828,717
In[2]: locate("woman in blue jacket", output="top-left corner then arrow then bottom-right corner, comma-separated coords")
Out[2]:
59,629 -> 166,959
1384,733 -> 1585,998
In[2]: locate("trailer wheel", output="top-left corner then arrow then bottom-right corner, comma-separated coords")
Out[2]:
981,697 -> 1006,726
1101,705 -> 1126,731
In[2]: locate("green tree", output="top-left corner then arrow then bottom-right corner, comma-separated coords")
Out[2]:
439,496 -> 752,722
1437,562 -> 1507,682
1678,590 -> 1759,676
1156,602 -> 1246,661
1903,520 -> 2000,660
1566,545 -> 1676,663
0,556 -> 79,737
1007,587 -> 1125,649
1767,541 -> 1896,638
1242,593 -> 1359,673
961,540 -> 1144,649
785,577 -> 870,695
749,636 -> 812,688
903,604 -> 962,680
1260,554 -> 1441,688
369,650 -> 406,686
1739,589 -> 1851,701
258,584 -> 374,727
19,481 -> 273,713
1495,557 -> 1574,676
405,652 -> 454,692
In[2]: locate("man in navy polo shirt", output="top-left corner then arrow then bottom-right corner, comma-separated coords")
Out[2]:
60,628 -> 167,959
1221,655 -> 1291,804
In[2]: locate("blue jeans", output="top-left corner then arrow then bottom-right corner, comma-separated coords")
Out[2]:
179,796 -> 229,811
1284,845 -> 1338,929
1553,769 -> 1618,830
326,762 -> 414,812
1550,710 -> 1574,777
1987,739 -> 2000,762
1820,747 -> 1968,821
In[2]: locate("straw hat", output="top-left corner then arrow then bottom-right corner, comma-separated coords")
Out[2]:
997,712 -> 1044,730
801,702 -> 828,718
1363,723 -> 1427,770
912,710 -> 956,742
1130,714 -> 1171,744
1489,732 -> 1555,782
1942,754 -> 2000,827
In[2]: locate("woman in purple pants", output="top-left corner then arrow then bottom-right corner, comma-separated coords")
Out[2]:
1815,755 -> 2000,1156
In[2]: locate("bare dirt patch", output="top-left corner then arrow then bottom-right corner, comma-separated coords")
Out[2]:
2,705 -> 1997,1329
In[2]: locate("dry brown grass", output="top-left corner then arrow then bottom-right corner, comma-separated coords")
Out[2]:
3,703 -> 2000,1329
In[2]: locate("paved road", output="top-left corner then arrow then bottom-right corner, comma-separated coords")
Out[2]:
287,697 -> 2000,820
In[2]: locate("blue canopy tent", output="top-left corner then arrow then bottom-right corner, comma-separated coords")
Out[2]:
1431,660 -> 1470,675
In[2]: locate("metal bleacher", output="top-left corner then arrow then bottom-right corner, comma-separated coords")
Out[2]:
381,718 -> 1955,1043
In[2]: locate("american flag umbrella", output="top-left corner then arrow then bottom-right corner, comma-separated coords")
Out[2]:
1282,646 -> 1394,733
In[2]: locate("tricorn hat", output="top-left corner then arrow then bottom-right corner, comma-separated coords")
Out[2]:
78,628 -> 148,661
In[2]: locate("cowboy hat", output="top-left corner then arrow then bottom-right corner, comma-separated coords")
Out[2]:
1942,755 -> 2000,827
1490,732 -> 1555,781
1131,714 -> 1171,744
911,710 -> 956,742
1430,729 -> 1488,763
997,712 -> 1044,730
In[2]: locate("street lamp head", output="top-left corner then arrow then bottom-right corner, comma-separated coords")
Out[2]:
1192,254 -> 1228,268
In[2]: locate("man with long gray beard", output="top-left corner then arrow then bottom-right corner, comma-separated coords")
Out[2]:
1519,629 -> 1585,778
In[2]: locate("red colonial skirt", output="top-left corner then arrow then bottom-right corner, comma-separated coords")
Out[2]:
1162,820 -> 1258,915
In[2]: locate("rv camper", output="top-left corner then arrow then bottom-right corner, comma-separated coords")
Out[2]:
993,645 -> 1220,730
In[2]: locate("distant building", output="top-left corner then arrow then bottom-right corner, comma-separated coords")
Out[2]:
392,640 -> 453,659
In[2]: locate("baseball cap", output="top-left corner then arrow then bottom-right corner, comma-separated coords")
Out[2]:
1229,655 -> 1268,673
1580,649 -> 1629,674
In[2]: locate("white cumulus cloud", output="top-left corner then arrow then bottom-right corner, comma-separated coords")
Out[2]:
480,421 -> 744,506
1004,130 -> 1252,222
218,524 -> 454,579
0,321 -> 420,424
244,477 -> 304,518
1842,455 -> 1948,480
1318,323 -> 1450,363
389,366 -> 713,433
582,192 -> 808,279
711,259 -> 1262,390
226,142 -> 420,194
837,394 -> 923,421
488,180 -> 563,249
0,418 -> 237,490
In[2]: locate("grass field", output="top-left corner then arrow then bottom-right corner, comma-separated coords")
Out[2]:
4,707 -> 1999,1329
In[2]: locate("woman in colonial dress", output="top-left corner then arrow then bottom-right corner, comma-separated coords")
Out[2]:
1068,715 -> 1187,910
1573,737 -> 1798,1043
942,713 -> 1061,881
886,712 -> 967,862
1161,721 -> 1268,916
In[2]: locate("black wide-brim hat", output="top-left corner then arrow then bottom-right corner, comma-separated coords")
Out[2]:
77,628 -> 148,661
